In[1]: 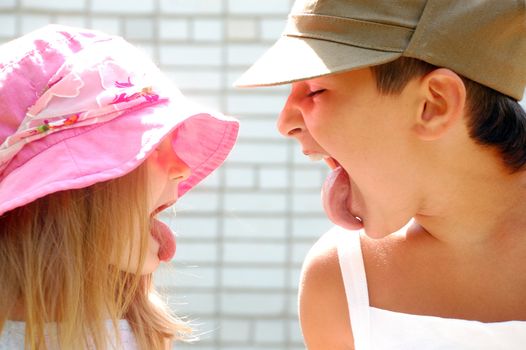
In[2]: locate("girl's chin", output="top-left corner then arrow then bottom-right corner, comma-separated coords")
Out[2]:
139,260 -> 160,275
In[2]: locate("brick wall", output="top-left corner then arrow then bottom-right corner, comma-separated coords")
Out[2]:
0,1 -> 334,349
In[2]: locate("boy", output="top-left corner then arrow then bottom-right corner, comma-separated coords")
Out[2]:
236,1 -> 526,349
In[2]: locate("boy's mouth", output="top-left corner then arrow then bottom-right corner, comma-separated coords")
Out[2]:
322,162 -> 363,230
150,202 -> 177,262
308,153 -> 363,230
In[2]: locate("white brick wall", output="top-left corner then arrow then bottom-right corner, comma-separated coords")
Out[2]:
0,0 -> 15,8
160,45 -> 223,66
22,0 -> 85,11
91,0 -> 155,14
90,18 -> 120,35
227,0 -> 291,14
0,15 -> 16,36
193,19 -> 224,42
227,19 -> 257,41
227,142 -> 288,163
161,0 -> 223,14
0,1 -> 332,349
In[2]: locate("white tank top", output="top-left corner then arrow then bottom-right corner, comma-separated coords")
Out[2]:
0,319 -> 138,349
335,226 -> 526,350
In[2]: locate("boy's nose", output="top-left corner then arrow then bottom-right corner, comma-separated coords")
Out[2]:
277,92 -> 305,138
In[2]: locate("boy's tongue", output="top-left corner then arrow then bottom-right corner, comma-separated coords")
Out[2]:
151,219 -> 176,261
322,166 -> 363,230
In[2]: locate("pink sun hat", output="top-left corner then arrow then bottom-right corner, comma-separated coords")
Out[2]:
0,25 -> 239,216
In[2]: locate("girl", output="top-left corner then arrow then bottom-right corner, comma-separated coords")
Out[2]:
0,25 -> 238,349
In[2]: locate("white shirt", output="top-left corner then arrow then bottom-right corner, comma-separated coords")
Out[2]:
0,319 -> 138,349
336,226 -> 526,349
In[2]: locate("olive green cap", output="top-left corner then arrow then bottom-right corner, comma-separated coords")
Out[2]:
235,0 -> 526,100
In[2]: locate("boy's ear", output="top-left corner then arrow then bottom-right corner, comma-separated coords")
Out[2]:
413,68 -> 466,141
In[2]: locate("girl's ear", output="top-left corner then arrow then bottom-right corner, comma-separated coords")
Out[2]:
413,68 -> 466,141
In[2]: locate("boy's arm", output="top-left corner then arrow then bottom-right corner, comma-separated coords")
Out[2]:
298,232 -> 355,350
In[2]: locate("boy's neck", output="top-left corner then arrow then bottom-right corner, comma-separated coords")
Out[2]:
414,155 -> 526,249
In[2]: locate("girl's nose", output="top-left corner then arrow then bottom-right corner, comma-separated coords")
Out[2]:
156,135 -> 191,182
169,153 -> 191,182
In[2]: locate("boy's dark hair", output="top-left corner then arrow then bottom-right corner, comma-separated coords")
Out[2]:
371,58 -> 526,172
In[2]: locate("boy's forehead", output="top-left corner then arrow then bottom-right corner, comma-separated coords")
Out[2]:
307,68 -> 371,85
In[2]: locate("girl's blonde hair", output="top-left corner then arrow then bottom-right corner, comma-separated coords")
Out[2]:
0,161 -> 191,349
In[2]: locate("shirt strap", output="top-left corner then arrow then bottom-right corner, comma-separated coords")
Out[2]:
336,226 -> 371,350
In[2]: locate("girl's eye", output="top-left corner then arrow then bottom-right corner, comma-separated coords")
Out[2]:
307,89 -> 326,98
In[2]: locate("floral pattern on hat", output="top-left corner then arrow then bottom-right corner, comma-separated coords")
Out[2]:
0,57 -> 162,174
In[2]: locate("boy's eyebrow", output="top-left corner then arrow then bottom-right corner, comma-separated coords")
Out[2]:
304,76 -> 335,87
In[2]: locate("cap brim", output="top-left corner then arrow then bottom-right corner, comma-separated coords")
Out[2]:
0,98 -> 238,216
234,36 -> 402,88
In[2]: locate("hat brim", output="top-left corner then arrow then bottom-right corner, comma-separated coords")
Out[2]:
0,98 -> 238,216
234,35 -> 402,88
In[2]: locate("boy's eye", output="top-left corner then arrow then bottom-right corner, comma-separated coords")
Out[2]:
307,89 -> 326,98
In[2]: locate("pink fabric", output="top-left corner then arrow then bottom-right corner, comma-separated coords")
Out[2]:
0,41 -> 165,172
0,25 -> 239,216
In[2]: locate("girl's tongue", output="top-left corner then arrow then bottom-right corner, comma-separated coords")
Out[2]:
151,219 -> 176,261
322,166 -> 363,230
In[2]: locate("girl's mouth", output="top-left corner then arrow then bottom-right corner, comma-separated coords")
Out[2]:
150,202 -> 177,261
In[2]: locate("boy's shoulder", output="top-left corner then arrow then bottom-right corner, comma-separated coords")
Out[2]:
300,226 -> 404,290
298,228 -> 400,348
298,226 -> 409,349
298,228 -> 354,349
301,226 -> 404,274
